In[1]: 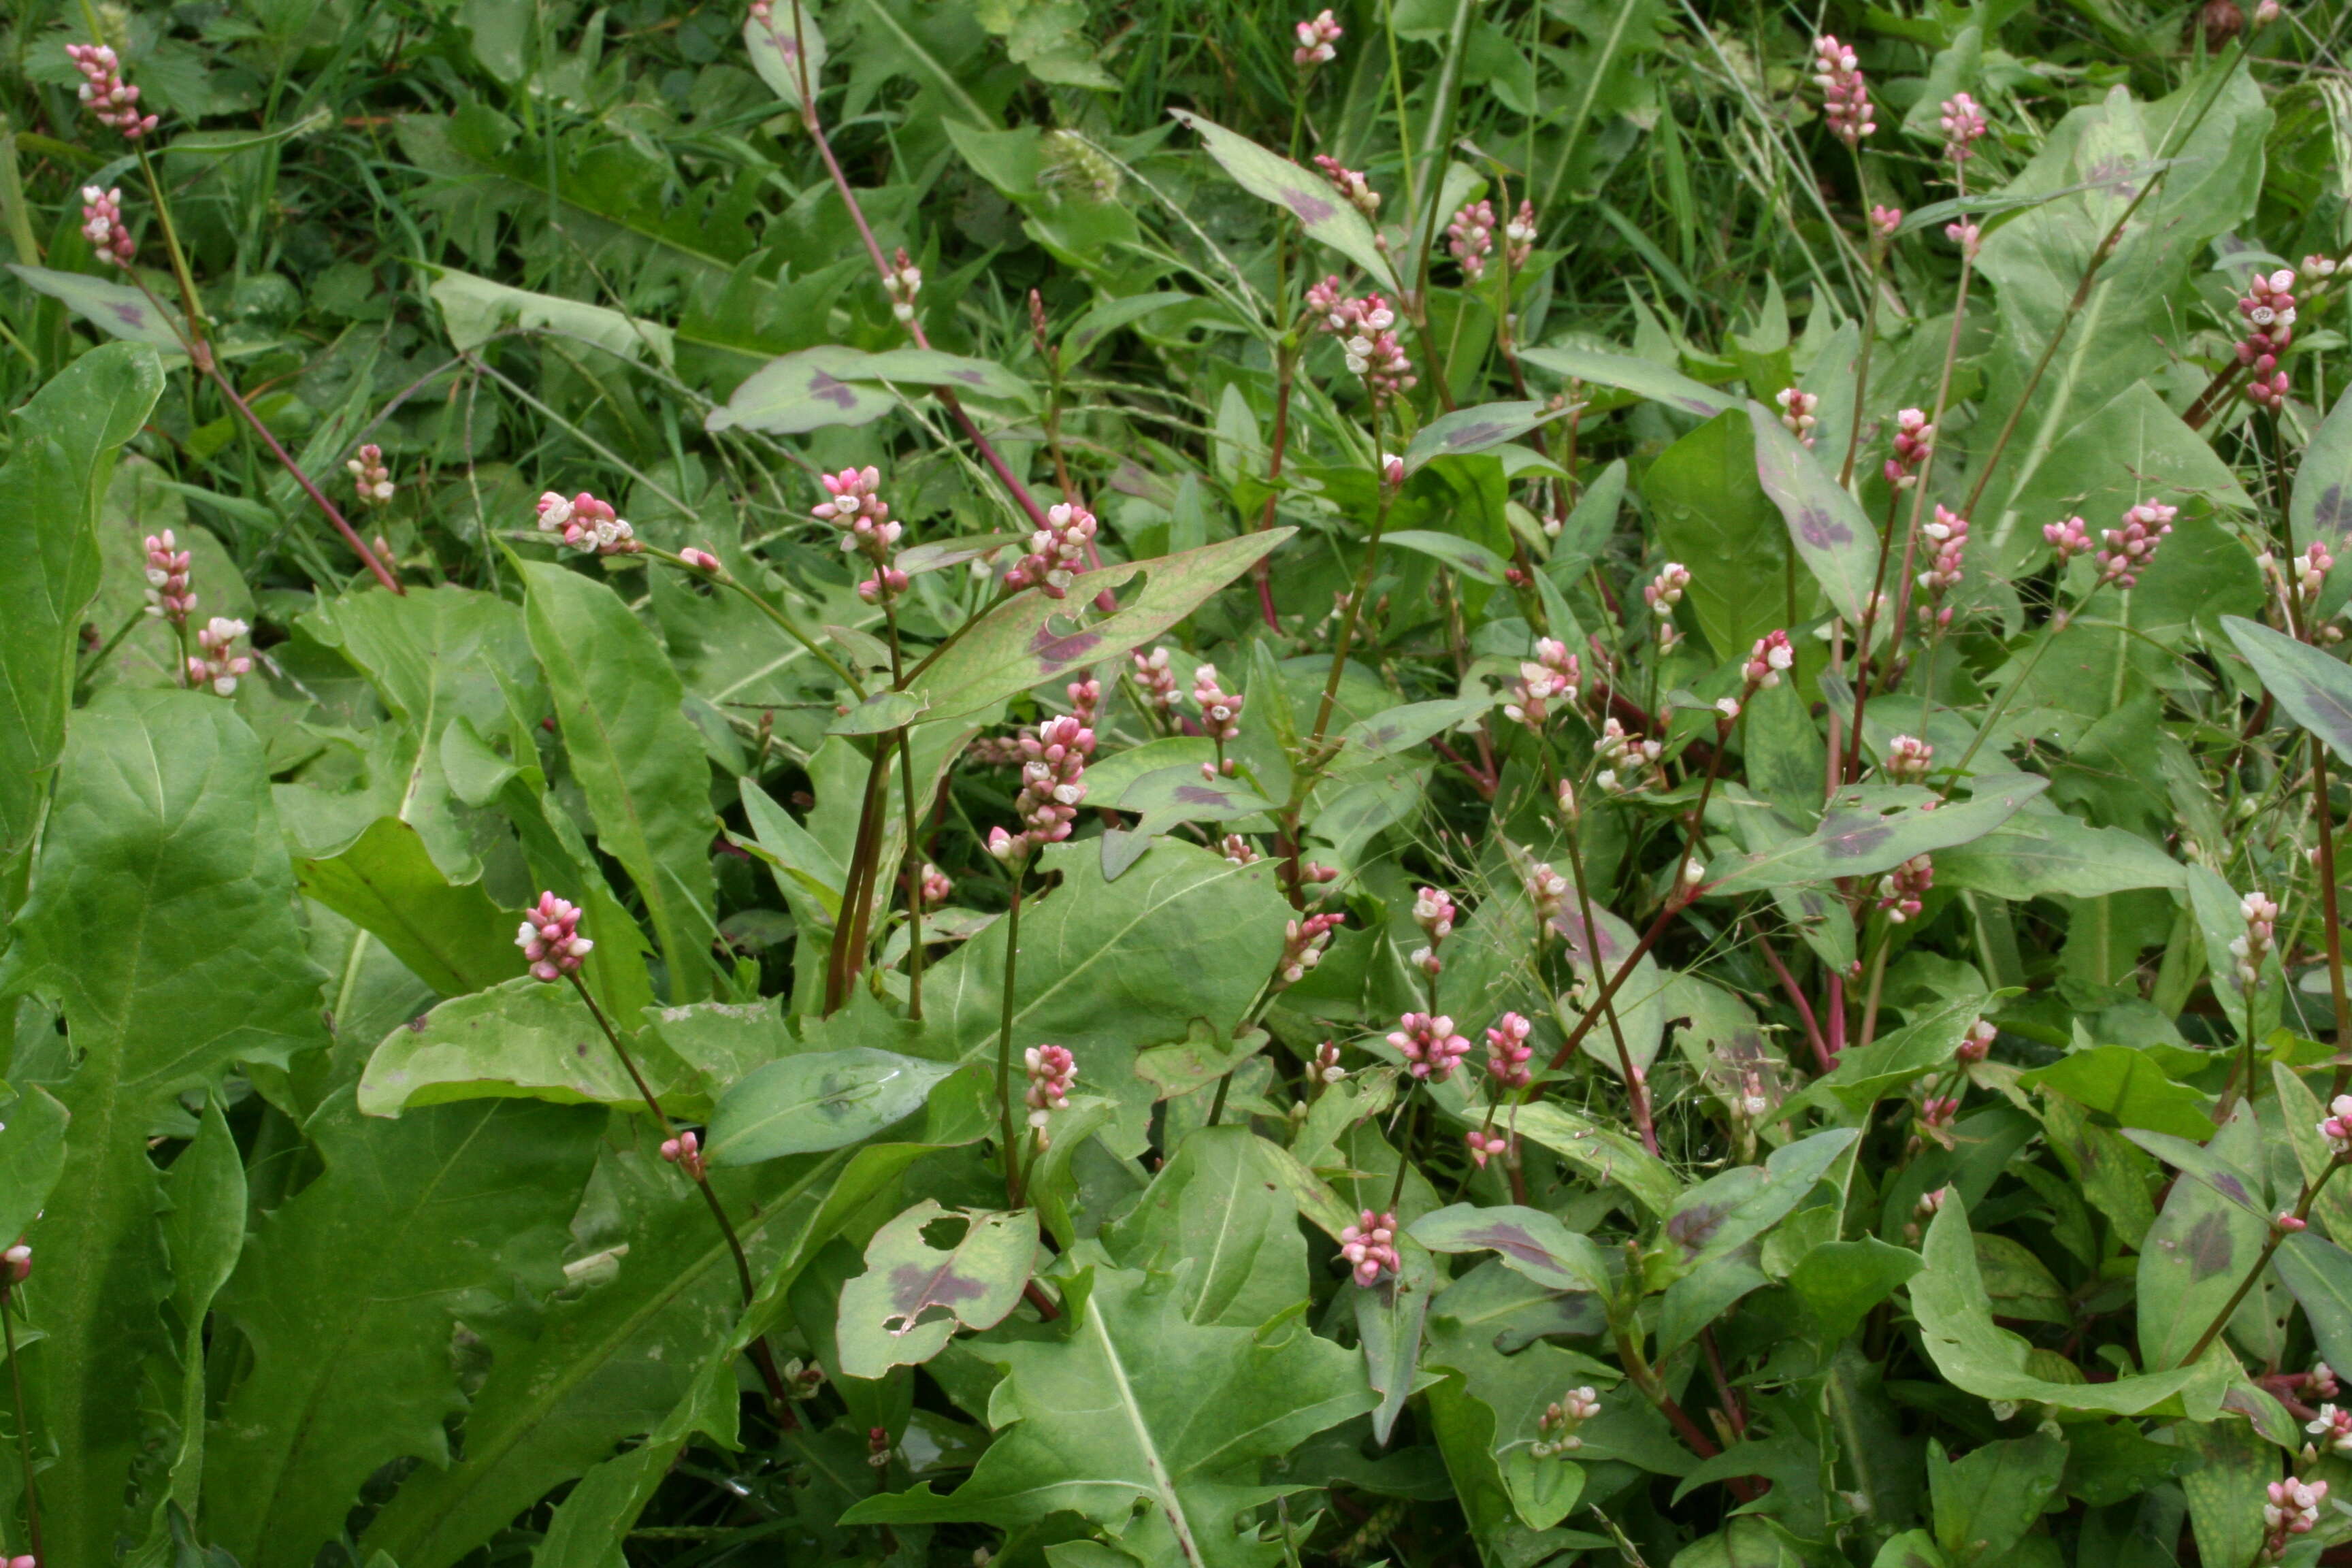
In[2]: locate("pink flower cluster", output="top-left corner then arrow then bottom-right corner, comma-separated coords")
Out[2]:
2280,540 -> 2334,610
2044,514 -> 2093,564
1311,1039 -> 1347,1084
1743,629 -> 1795,689
1876,854 -> 1933,923
1957,1017 -> 1996,1063
517,892 -> 594,982
885,248 -> 922,325
660,1128 -> 705,1179
1465,1127 -> 1508,1167
536,491 -> 640,555
2232,889 -> 2278,987
1503,637 -> 1580,728
2097,501 -> 2176,587
2264,1477 -> 2327,1559
812,466 -> 909,603
1340,1208 -> 1401,1287
1192,664 -> 1243,742
1532,1387 -> 1599,1458
1645,561 -> 1690,615
1524,860 -> 1569,924
1593,716 -> 1662,793
1946,220 -> 1982,259
80,185 -> 134,267
1774,387 -> 1819,448
1388,1011 -> 1471,1081
1277,911 -> 1346,987
1916,505 -> 1969,623
1024,1044 -> 1077,1130
1448,199 -> 1497,280
144,529 -> 194,626
1312,157 -> 1381,218
2320,1093 -> 2352,1155
988,713 -> 1094,862
188,617 -> 252,696
1502,201 -> 1537,271
1409,887 -> 1455,979
348,443 -> 394,508
1293,9 -> 1342,66
1869,204 -> 1903,238
2308,1403 -> 2352,1454
2238,267 -> 2298,410
1811,35 -> 1874,145
919,863 -> 953,908
1886,408 -> 1932,489
1131,646 -> 1180,710
1005,502 -> 1096,598
1484,1011 -> 1534,1090
67,42 -> 158,140
1884,733 -> 1933,784
1939,93 -> 1987,163
1306,278 -> 1416,399
1220,833 -> 1260,865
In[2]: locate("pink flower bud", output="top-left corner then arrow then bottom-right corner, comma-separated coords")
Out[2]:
515,892 -> 593,981
1339,1208 -> 1401,1286
680,546 -> 722,572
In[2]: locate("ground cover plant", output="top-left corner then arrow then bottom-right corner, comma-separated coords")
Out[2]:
16,0 -> 2352,1565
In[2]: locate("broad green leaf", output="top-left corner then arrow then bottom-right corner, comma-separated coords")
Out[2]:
1912,1191 -> 2214,1415
2298,383 -> 2352,621
296,817 -> 529,996
529,1437 -> 681,1568
1409,1203 -> 1610,1294
0,690 -> 326,1568
0,344 -> 163,905
1403,402 -> 1567,473
830,688 -> 929,735
742,2 -> 827,110
1747,401 -> 1879,623
5,264 -> 190,359
1103,1125 -> 1307,1327
1357,1241 -> 1437,1446
1552,894 -> 1667,1077
1667,1130 -> 1857,1271
1517,345 -> 1735,419
431,269 -> 675,365
1644,409 -> 1801,662
1166,110 -> 1396,289
2275,1064 -> 2352,1246
358,975 -> 700,1115
2002,381 -> 2251,557
1972,1234 -> 2072,1326
844,1264 -> 1377,1567
1704,776 -> 2049,894
2222,615 -> 2352,764
853,347 -> 1037,405
2177,1418 -> 2272,1568
837,1199 -> 1039,1378
908,529 -> 1295,723
704,345 -> 897,434
2271,1231 -> 2352,1384
2016,1047 -> 2211,1139
1102,766 -> 1273,879
1381,529 -> 1509,584
1929,1433 -> 2067,1568
1341,696 -> 1494,757
1512,1101 -> 1679,1218
707,1046 -> 956,1164
1777,995 -> 1986,1120
522,561 -> 721,999
1788,1238 -> 1921,1340
1935,811 -> 2186,898
0,1087 -> 67,1256
206,1093 -> 605,1568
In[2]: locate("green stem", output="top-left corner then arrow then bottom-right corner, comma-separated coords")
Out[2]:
996,866 -> 1028,1205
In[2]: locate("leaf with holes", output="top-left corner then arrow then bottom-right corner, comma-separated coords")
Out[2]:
836,1200 -> 1039,1379
1167,110 -> 1396,289
1747,401 -> 1879,623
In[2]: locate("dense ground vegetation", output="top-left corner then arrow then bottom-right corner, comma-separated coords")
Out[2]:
14,0 -> 2352,1565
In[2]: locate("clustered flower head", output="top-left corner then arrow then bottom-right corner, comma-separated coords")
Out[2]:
917,863 -> 953,910
1409,887 -> 1456,979
347,443 -> 394,508
2239,267 -> 2299,410
1311,157 -> 1381,219
80,185 -> 134,267
1503,638 -> 1581,728
1341,1208 -> 1401,1287
187,617 -> 252,696
1532,1387 -> 1600,1458
2097,501 -> 2176,587
1024,1044 -> 1077,1132
67,42 -> 159,139
1646,561 -> 1690,615
1484,1011 -> 1535,1090
1957,1017 -> 1996,1064
1131,646 -> 1181,710
1524,860 -> 1569,924
2265,1477 -> 2328,1559
2319,1093 -> 2352,1155
517,892 -> 593,982
2310,1404 -> 2352,1456
1448,199 -> 1497,281
1916,1093 -> 1961,1143
1292,8 -> 1342,67
1811,35 -> 1874,145
1743,629 -> 1795,690
2044,514 -> 2094,565
1465,1127 -> 1509,1168
3,1244 -> 31,1286
884,247 -> 922,325
989,713 -> 1095,864
2270,540 -> 2335,612
1869,204 -> 1903,239
1594,716 -> 1663,794
811,467 -> 909,602
1221,833 -> 1261,865
1939,93 -> 1988,163
1774,387 -> 1819,448
1886,408 -> 1933,489
1916,506 -> 1970,625
1005,502 -> 1096,599
1388,1011 -> 1471,1081
1277,911 -> 1347,987
1946,220 -> 1982,260
659,1128 -> 705,1179
1306,278 -> 1416,399
1193,664 -> 1244,742
536,491 -> 640,556
2232,889 -> 2278,987
1502,201 -> 1537,271
1884,733 -> 1933,784
144,529 -> 194,626
1311,1039 -> 1347,1085
1877,854 -> 1933,924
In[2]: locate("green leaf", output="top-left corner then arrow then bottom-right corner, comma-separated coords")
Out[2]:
1105,1126 -> 1307,1327
0,690 -> 326,1568
1911,1190 -> 2215,1416
703,345 -> 898,434
1517,345 -> 1735,419
296,817 -> 530,996
1643,409 -> 1800,662
357,975 -> 699,1115
1929,1432 -> 2068,1568
2221,615 -> 2352,764
0,344 -> 163,904
205,1093 -> 606,1568
2271,1230 -> 2352,1382
1788,1237 -> 1921,1340
1402,402 -> 1568,473
431,269 -> 675,365
707,1046 -> 956,1164
529,1438 -> 681,1568
0,1086 -> 67,1258
852,348 -> 1038,406
837,1199 -> 1039,1378
908,530 -> 1295,723
1341,696 -> 1494,757
1746,401 -> 1879,624
2177,1418 -> 2272,1568
1102,766 -> 1273,879
844,1264 -> 1377,1568
5,264 -> 190,359
1381,529 -> 1509,584
522,561 -> 721,999
1512,1101 -> 1679,1217
1552,894 -> 1667,1077
1704,777 -> 2050,894
1935,812 -> 2186,898
1166,110 -> 1396,289
829,687 -> 930,735
1410,1204 -> 1610,1297
2016,1046 -> 2212,1139
742,3 -> 826,110
2130,1109 -> 2270,1369
2297,384 -> 2352,622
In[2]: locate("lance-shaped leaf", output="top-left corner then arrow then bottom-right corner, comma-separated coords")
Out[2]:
1912,1191 -> 2219,1416
742,4 -> 826,110
1704,776 -> 2050,894
1511,1102 -> 1679,1218
1747,400 -> 1879,623
2273,1230 -> 2352,1381
2016,1047 -> 2211,1139
1166,110 -> 1395,289
0,1087 -> 67,1254
845,1264 -> 1377,1567
0,691 -> 326,1568
1381,529 -> 1509,584
297,817 -> 529,996
431,270 -> 675,365
1104,1124 -> 1307,1327
837,1200 -> 1039,1378
706,1047 -> 958,1164
2128,1111 -> 2274,1371
704,345 -> 897,434
1665,1130 -> 1858,1271
2298,385 -> 2352,622
853,347 -> 1037,405
1342,696 -> 1494,757
522,560 -> 721,1000
1402,402 -> 1568,473
1517,346 -> 1735,419
2222,615 -> 2352,763
1102,767 -> 1273,880
908,529 -> 1294,723
1935,811 -> 2185,898
1411,1204 -> 1611,1294
1551,898 -> 1666,1076
358,975 -> 703,1116
205,1094 -> 606,1568
5,264 -> 190,359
